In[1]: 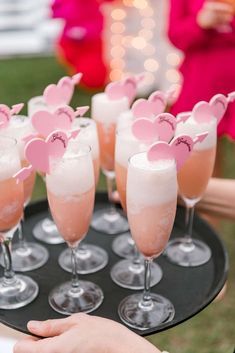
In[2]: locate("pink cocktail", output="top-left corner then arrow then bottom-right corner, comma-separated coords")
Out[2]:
118,152 -> 177,330
0,115 -> 48,272
165,116 -> 217,267
91,92 -> 130,235
111,127 -> 163,289
0,136 -> 38,309
46,144 -> 103,315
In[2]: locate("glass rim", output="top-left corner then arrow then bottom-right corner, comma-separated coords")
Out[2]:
128,151 -> 176,170
61,141 -> 92,160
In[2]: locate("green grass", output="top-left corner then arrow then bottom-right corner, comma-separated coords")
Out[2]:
0,56 -> 234,353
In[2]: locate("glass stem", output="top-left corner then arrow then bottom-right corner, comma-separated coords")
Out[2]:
105,172 -> 116,214
1,233 -> 15,283
184,205 -> 195,248
132,245 -> 141,266
18,216 -> 28,250
70,245 -> 80,294
139,259 -> 153,310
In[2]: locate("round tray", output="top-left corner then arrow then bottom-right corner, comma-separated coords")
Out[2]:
0,193 -> 228,337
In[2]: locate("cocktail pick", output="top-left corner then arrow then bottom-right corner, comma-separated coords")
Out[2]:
192,93 -> 233,124
43,73 -> 82,106
132,112 -> 190,143
105,77 -> 137,104
131,91 -> 167,119
14,129 -> 79,182
31,105 -> 89,138
147,132 -> 208,171
0,103 -> 24,128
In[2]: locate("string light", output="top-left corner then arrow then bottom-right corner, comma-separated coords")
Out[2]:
107,0 -> 181,91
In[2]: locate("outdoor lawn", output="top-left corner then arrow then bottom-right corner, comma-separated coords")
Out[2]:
0,56 -> 234,353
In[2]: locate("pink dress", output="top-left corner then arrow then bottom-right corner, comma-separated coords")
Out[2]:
168,0 -> 235,139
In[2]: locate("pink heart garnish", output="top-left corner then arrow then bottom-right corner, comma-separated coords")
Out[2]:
192,101 -> 213,123
43,76 -> 74,106
105,77 -> 136,104
147,135 -> 194,171
25,139 -> 50,173
132,113 -> 176,142
24,131 -> 69,174
0,104 -> 11,128
32,106 -> 75,137
132,91 -> 167,119
209,94 -> 228,123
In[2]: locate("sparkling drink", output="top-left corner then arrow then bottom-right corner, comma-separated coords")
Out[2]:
46,144 -> 103,315
0,136 -> 38,309
127,154 -> 177,258
118,152 -> 177,330
165,116 -> 217,267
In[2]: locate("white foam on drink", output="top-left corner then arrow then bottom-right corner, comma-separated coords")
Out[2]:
46,147 -> 94,197
175,115 -> 217,150
72,118 -> 99,159
1,115 -> 35,160
28,96 -> 48,117
115,127 -> 152,167
91,93 -> 129,124
117,110 -> 134,130
27,96 -> 64,117
0,144 -> 21,181
127,153 -> 177,209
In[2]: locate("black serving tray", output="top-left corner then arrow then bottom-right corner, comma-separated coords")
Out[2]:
0,193 -> 228,337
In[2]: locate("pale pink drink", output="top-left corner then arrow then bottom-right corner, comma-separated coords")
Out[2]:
91,92 -> 130,235
165,116 -> 217,267
46,144 -> 103,315
118,152 -> 177,330
0,115 -> 48,272
0,136 -> 38,309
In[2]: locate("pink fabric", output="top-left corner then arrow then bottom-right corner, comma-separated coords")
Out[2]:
168,0 -> 235,139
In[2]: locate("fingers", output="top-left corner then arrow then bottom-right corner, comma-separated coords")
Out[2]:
205,1 -> 234,13
27,313 -> 87,337
14,337 -> 49,353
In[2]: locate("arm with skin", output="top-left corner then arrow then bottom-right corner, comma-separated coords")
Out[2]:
13,314 -> 162,353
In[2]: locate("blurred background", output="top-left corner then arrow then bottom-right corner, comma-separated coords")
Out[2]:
0,1 -> 234,352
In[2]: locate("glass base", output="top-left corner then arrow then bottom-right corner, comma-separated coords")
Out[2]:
118,293 -> 175,330
91,208 -> 129,235
58,244 -> 109,274
164,238 -> 212,267
0,274 -> 39,309
8,242 -> 49,272
48,280 -> 104,315
110,259 -> 162,290
33,218 -> 65,244
112,233 -> 136,259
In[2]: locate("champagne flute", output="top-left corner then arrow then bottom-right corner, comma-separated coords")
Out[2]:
118,152 -> 177,329
28,95 -> 65,245
165,116 -> 217,266
0,115 -> 49,271
0,136 -> 38,309
111,126 -> 162,289
46,143 -> 103,314
91,92 -> 130,235
58,118 -> 108,274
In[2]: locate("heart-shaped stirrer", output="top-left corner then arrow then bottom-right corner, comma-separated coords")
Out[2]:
31,105 -> 89,138
105,77 -> 137,104
147,132 -> 208,171
14,129 -> 79,182
192,93 -> 232,124
0,103 -> 24,128
131,91 -> 167,119
43,73 -> 82,106
132,112 -> 190,143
